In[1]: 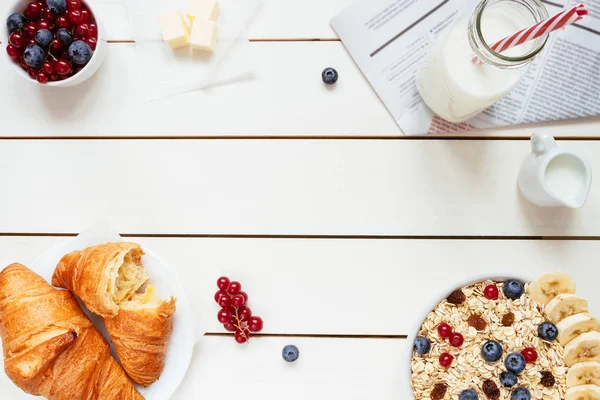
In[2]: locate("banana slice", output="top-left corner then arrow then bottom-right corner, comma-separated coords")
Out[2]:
546,294 -> 589,324
568,362 -> 600,388
528,271 -> 576,305
566,384 -> 600,400
565,331 -> 600,367
558,314 -> 600,346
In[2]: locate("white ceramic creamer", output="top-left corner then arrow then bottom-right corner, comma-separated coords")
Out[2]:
417,0 -> 549,123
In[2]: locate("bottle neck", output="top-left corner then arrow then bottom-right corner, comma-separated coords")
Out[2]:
468,0 -> 549,68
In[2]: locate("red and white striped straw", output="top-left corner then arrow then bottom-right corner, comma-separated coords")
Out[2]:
472,3 -> 588,63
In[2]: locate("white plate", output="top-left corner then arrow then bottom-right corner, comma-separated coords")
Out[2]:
21,223 -> 197,400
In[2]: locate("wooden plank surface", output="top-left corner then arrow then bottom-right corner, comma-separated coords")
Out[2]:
1,236 -> 600,334
1,42 -> 598,137
0,139 -> 599,236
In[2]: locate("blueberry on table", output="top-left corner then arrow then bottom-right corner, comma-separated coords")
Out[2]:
511,387 -> 531,400
503,280 -> 524,299
23,44 -> 45,69
459,389 -> 478,400
481,340 -> 503,362
47,0 -> 67,14
7,13 -> 27,33
500,371 -> 518,387
322,67 -> 338,85
35,29 -> 53,49
282,345 -> 299,362
505,352 -> 526,374
68,40 -> 94,65
414,336 -> 431,355
538,322 -> 558,341
57,28 -> 73,47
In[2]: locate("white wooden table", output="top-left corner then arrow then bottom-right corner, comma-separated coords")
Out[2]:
1,0 -> 600,399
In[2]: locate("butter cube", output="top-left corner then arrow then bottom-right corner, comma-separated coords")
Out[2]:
188,19 -> 218,52
187,0 -> 219,22
159,12 -> 189,49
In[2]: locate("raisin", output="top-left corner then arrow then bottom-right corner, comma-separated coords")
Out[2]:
540,371 -> 555,387
482,380 -> 500,399
447,289 -> 466,305
430,383 -> 447,400
502,312 -> 515,326
468,314 -> 487,331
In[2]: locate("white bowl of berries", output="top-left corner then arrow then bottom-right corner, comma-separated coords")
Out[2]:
2,0 -> 107,86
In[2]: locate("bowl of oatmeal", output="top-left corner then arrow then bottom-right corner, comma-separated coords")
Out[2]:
403,271 -> 600,400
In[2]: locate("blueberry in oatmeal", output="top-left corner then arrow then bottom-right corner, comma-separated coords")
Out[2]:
505,352 -> 526,374
414,336 -> 431,355
500,371 -> 518,387
503,280 -> 524,299
482,340 -> 503,362
538,321 -> 559,342
459,389 -> 478,400
510,387 -> 531,400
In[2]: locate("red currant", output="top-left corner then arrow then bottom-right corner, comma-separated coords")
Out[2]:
521,347 -> 538,363
218,294 -> 232,308
28,38 -> 37,46
449,332 -> 464,347
50,39 -> 62,54
6,44 -> 20,59
223,322 -> 236,332
37,20 -> 52,30
26,2 -> 42,20
232,293 -> 246,307
37,2 -> 45,8
239,291 -> 248,303
88,23 -> 98,38
217,276 -> 230,290
75,23 -> 89,38
67,0 -> 81,11
55,16 -> 70,29
234,329 -> 249,344
9,32 -> 27,49
437,323 -> 453,339
25,22 -> 38,37
484,284 -> 499,300
217,308 -> 232,324
81,9 -> 91,24
238,306 -> 252,321
68,9 -> 84,24
19,57 -> 29,70
439,352 -> 454,367
84,36 -> 97,50
226,281 -> 242,295
28,67 -> 38,79
214,289 -> 227,303
42,8 -> 55,22
248,316 -> 263,332
50,73 -> 60,81
41,61 -> 55,75
36,71 -> 48,84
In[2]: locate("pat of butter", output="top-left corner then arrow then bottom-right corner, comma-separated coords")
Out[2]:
159,12 -> 189,49
187,0 -> 219,22
188,19 -> 219,52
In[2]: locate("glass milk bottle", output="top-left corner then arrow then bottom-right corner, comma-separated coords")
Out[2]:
417,0 -> 549,123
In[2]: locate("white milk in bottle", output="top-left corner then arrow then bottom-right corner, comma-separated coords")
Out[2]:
417,0 -> 549,123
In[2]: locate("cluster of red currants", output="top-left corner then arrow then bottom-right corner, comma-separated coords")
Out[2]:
437,322 -> 464,367
215,276 -> 263,344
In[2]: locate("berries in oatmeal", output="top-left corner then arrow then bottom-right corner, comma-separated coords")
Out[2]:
505,352 -> 526,374
459,389 -> 478,400
484,284 -> 499,300
439,353 -> 453,367
538,321 -> 559,342
510,387 -> 531,400
437,323 -> 452,339
503,280 -> 524,300
481,340 -> 503,362
449,332 -> 464,348
500,371 -> 518,387
414,336 -> 431,355
521,347 -> 538,363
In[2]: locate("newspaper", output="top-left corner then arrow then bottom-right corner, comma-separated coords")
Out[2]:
331,0 -> 600,135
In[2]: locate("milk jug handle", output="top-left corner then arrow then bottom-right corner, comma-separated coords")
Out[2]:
531,132 -> 557,155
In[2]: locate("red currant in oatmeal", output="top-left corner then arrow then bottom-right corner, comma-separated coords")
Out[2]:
521,347 -> 538,363
484,284 -> 499,300
438,353 -> 453,367
437,323 -> 452,339
449,332 -> 464,347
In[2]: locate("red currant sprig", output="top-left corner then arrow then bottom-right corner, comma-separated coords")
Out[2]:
215,276 -> 263,343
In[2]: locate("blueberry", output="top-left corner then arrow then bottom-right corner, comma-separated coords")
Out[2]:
511,387 -> 531,400
503,280 -> 524,299
47,0 -> 67,14
505,352 -> 526,374
282,345 -> 299,362
56,28 -> 73,47
459,389 -> 478,400
35,29 -> 53,49
68,40 -> 94,65
538,322 -> 559,341
500,371 -> 518,387
7,13 -> 27,33
322,67 -> 338,85
23,44 -> 45,69
414,336 -> 431,355
481,340 -> 503,362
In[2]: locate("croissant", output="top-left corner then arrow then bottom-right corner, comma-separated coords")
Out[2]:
0,263 -> 143,400
105,285 -> 177,386
52,242 -> 149,317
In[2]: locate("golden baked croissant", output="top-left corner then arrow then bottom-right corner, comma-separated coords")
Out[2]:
0,263 -> 143,400
52,242 -> 149,317
105,285 -> 177,386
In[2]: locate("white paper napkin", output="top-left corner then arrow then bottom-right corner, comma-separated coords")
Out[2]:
124,0 -> 262,99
